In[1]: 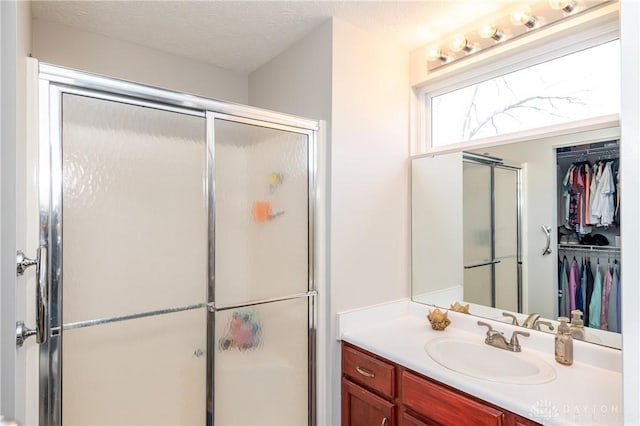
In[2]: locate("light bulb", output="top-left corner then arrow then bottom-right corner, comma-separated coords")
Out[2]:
426,47 -> 448,62
549,0 -> 577,13
478,24 -> 504,41
510,7 -> 538,28
450,36 -> 474,53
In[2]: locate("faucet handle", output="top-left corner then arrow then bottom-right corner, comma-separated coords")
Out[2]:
502,312 -> 520,326
509,330 -> 530,351
535,320 -> 555,331
477,321 -> 499,336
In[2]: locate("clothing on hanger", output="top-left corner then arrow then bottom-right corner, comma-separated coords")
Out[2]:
585,259 -> 594,326
608,261 -> 619,333
569,258 -> 578,313
576,258 -> 585,313
600,263 -> 612,330
588,262 -> 602,329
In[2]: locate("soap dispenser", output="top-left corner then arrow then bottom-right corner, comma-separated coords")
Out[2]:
570,310 -> 585,341
555,317 -> 573,366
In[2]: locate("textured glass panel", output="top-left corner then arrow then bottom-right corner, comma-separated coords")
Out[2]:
463,265 -> 492,307
62,309 -> 207,426
494,167 -> 518,258
215,120 -> 309,306
495,257 -> 518,312
431,40 -> 620,147
214,297 -> 309,426
463,162 -> 491,265
61,95 -> 206,323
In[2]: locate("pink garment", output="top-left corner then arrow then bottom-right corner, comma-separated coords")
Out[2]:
569,259 -> 578,312
600,267 -> 613,330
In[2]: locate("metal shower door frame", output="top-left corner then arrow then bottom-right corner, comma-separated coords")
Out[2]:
37,64 -> 319,426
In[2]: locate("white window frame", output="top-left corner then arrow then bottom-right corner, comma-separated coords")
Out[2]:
411,2 -> 620,156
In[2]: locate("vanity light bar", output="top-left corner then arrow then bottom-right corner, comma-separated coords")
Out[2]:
425,0 -> 607,71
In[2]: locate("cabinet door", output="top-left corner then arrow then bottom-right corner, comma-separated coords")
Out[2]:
402,371 -> 503,426
342,378 -> 395,426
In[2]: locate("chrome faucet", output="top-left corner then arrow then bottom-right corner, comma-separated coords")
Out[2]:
477,321 -> 530,352
522,313 -> 541,328
522,313 -> 554,331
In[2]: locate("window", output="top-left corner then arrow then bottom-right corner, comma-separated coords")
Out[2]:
429,40 -> 620,148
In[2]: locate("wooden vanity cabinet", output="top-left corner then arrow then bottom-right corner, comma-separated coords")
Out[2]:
341,342 -> 540,426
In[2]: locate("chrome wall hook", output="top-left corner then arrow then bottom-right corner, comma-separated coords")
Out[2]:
16,250 -> 37,276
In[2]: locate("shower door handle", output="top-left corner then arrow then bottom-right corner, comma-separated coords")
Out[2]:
541,225 -> 552,256
35,246 -> 49,344
16,246 -> 48,347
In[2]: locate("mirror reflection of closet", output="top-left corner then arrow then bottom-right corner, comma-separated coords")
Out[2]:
555,140 -> 621,340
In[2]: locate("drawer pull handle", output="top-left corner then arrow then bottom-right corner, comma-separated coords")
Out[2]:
355,366 -> 375,378
381,417 -> 388,426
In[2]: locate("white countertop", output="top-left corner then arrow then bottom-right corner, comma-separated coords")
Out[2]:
339,300 -> 623,425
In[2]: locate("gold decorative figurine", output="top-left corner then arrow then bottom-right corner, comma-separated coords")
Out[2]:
427,308 -> 451,331
450,302 -> 470,314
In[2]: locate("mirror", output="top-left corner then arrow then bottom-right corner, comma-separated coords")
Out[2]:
411,126 -> 622,349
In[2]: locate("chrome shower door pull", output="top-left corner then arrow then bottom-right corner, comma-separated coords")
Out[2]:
541,225 -> 552,256
15,246 -> 48,347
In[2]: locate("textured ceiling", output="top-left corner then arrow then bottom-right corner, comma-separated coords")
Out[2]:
31,1 -> 512,73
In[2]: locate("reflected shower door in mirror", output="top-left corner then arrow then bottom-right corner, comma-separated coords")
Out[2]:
411,126 -> 622,349
463,156 -> 521,312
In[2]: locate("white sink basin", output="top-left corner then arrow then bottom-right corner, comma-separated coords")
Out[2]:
425,337 -> 557,385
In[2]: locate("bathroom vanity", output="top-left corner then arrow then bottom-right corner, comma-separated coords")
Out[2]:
342,342 -> 539,426
339,301 -> 623,426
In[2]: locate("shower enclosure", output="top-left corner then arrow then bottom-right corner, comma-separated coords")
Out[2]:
29,65 -> 318,425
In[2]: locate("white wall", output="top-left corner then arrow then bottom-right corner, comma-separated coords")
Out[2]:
331,18 -> 409,312
249,20 -> 332,123
31,19 -> 248,103
620,1 -> 640,423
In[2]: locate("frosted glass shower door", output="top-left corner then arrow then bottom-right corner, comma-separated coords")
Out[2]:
212,117 -> 313,425
463,162 -> 493,305
494,167 -> 520,312
57,94 -> 208,425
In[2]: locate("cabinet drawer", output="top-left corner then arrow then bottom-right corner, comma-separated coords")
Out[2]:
343,344 -> 395,398
402,371 -> 503,426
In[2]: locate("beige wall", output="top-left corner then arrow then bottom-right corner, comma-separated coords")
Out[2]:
31,19 -> 248,103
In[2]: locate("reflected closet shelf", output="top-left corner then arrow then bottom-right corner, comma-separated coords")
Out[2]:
558,244 -> 621,252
